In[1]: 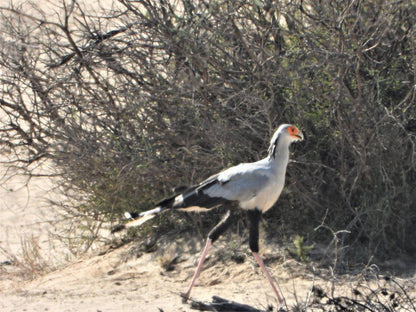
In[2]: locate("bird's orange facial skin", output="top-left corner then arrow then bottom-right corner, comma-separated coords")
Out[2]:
286,126 -> 303,141
287,126 -> 302,140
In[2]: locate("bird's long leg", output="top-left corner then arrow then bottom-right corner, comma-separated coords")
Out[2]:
182,210 -> 233,302
252,252 -> 283,304
181,238 -> 212,302
248,209 -> 283,304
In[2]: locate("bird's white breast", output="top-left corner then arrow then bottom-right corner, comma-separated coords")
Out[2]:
239,169 -> 286,212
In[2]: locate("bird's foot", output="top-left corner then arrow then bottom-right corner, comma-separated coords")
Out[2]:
180,292 -> 190,303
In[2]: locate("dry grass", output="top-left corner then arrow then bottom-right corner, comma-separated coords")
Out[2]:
0,236 -> 51,282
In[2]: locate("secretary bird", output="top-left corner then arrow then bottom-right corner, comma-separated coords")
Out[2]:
119,124 -> 304,304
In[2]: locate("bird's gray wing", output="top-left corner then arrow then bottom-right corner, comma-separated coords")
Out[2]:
201,163 -> 271,203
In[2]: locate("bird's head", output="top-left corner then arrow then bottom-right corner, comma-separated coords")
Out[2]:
283,124 -> 304,142
268,124 -> 304,158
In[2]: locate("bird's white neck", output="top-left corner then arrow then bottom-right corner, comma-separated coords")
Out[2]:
268,140 -> 291,171
268,140 -> 291,165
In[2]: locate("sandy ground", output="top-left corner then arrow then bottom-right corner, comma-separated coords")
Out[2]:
1,220 -> 415,312
1,153 -> 415,312
0,232 -> 352,312
0,157 -> 415,312
0,151 -> 415,312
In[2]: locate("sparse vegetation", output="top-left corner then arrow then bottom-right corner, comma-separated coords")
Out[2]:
189,275 -> 416,311
0,236 -> 53,280
158,253 -> 180,272
290,235 -> 314,263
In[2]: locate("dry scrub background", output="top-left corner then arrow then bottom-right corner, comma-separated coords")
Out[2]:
1,0 -> 416,311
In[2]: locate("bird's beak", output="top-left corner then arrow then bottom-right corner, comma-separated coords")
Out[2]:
292,130 -> 304,142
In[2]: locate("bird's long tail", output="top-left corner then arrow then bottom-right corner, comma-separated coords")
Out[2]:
111,181 -> 224,233
123,206 -> 164,228
111,192 -> 180,233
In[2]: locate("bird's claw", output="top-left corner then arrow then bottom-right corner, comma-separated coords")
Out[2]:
180,292 -> 190,303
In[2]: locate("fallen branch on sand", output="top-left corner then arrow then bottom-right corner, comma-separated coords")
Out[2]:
187,296 -> 274,312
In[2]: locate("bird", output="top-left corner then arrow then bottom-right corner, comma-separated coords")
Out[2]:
118,124 -> 304,304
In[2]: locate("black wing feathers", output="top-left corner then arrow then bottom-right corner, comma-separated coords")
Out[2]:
153,173 -> 232,211
155,194 -> 177,209
176,174 -> 232,209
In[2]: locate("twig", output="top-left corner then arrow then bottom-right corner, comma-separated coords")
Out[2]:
187,295 -> 273,312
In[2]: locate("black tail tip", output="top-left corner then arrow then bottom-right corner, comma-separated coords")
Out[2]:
124,211 -> 140,219
110,224 -> 126,233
